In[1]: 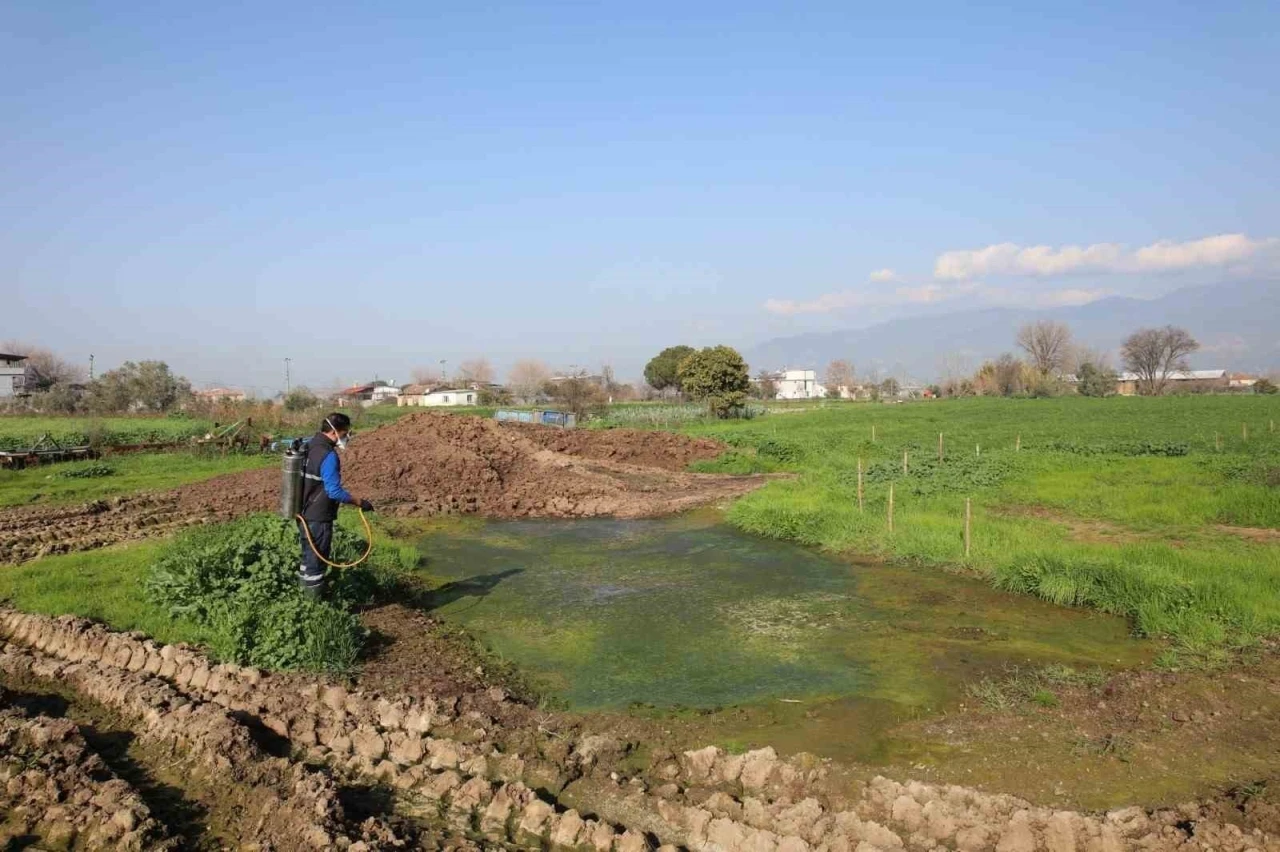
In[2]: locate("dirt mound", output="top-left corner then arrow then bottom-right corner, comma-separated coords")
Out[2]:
335,413 -> 751,519
0,415 -> 769,563
519,427 -> 724,471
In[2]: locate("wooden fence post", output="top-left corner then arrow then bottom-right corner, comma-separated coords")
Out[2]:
857,458 -> 864,513
1215,432 -> 1222,451
976,443 -> 981,458
938,432 -> 944,462
903,448 -> 909,475
888,483 -> 894,533
1016,433 -> 1021,452
872,424 -> 877,443
964,497 -> 971,559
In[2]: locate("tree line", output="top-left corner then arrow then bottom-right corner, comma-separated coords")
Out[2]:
1,341 -> 193,414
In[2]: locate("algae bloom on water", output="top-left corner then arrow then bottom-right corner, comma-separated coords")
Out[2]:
413,513 -> 1148,757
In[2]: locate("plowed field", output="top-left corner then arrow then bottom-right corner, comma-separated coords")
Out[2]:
0,415 -> 770,563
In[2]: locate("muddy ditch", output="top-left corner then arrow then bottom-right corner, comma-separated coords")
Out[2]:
1,608 -> 1276,851
0,415 -> 771,563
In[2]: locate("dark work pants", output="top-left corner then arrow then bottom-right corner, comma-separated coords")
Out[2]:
297,520 -> 332,599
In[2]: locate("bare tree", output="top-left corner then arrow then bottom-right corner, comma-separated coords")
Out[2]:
410,367 -> 438,386
507,359 -> 551,403
1015,321 -> 1073,376
754,370 -> 779,400
0,341 -> 84,392
824,359 -> 856,398
937,351 -> 974,384
1121,326 -> 1199,396
456,358 -> 494,385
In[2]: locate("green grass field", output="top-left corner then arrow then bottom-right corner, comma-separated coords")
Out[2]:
3,396 -> 1279,665
0,540 -> 216,647
681,396 -> 1280,656
0,414 -> 214,451
0,451 -> 274,508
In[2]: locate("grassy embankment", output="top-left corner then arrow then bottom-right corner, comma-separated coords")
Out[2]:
680,396 -> 1280,659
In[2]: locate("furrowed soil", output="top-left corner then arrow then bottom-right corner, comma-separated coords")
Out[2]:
3,608 -> 1279,851
0,414 -> 769,563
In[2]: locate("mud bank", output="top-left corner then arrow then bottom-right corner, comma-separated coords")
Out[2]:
1,608 -> 1275,851
0,416 -> 772,563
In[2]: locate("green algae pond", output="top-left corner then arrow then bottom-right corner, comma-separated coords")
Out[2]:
413,512 -> 1152,761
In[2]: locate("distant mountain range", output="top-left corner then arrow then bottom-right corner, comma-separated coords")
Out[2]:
745,279 -> 1279,383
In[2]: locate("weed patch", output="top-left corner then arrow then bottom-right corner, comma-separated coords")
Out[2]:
145,515 -> 397,673
965,664 -> 1108,712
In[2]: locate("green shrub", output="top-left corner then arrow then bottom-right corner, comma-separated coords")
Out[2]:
145,515 -> 387,673
58,463 -> 115,479
1044,439 -> 1189,457
756,438 -> 803,463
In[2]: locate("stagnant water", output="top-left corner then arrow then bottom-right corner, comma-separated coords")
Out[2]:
414,513 -> 1150,761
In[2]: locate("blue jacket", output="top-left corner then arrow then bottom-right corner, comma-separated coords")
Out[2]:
300,433 -> 353,521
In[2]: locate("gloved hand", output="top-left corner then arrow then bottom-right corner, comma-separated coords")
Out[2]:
358,499 -> 375,513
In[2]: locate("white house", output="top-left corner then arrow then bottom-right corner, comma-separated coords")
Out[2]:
370,384 -> 401,405
0,352 -> 27,398
775,369 -> 827,400
398,384 -> 478,407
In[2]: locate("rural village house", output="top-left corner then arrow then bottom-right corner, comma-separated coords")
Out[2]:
335,380 -> 399,407
767,369 -> 827,400
397,384 -> 478,407
192,387 -> 247,404
0,353 -> 27,398
1114,369 -> 1231,396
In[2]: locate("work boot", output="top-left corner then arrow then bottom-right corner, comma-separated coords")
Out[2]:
299,565 -> 326,601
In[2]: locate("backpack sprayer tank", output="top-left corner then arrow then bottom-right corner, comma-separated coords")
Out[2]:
280,440 -> 307,520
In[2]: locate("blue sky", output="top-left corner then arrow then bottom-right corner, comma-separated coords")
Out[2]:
3,1 -> 1277,392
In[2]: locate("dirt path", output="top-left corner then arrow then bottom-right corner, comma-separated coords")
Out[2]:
0,416 -> 773,563
3,608 -> 1277,851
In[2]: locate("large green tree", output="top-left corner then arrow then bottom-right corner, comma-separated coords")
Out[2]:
677,345 -> 751,418
1076,361 -> 1117,397
643,345 -> 695,393
89,360 -> 192,413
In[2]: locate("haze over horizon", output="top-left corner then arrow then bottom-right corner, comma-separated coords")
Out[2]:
4,3 -> 1277,393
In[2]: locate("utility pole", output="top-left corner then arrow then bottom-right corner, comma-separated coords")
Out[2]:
284,358 -> 292,394
88,354 -> 94,381
440,359 -> 447,383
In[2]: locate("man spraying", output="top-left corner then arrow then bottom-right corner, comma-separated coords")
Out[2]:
297,413 -> 374,598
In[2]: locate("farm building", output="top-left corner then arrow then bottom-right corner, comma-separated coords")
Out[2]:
770,369 -> 828,400
0,353 -> 27,398
193,387 -> 247,404
370,384 -> 401,404
397,384 -> 479,407
1114,369 -> 1229,396
336,380 -> 398,407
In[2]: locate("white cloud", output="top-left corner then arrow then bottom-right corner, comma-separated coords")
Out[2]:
934,233 -> 1275,280
897,284 -> 945,303
1034,287 -> 1112,307
764,282 -> 952,315
1131,234 -> 1265,271
763,292 -> 870,315
869,268 -> 899,282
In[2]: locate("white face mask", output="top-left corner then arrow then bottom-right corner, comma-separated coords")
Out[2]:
326,419 -> 351,452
